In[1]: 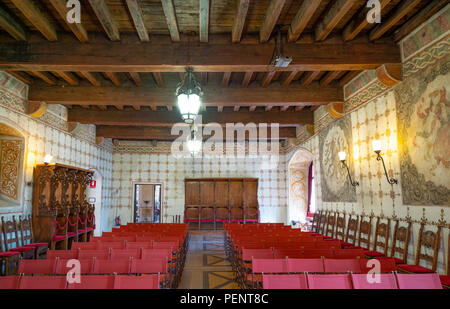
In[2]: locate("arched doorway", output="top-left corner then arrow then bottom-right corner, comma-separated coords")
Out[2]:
287,148 -> 314,226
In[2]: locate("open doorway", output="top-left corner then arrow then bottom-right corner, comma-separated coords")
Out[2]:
133,183 -> 162,223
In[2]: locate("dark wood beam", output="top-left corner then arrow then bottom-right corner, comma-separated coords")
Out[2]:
31,83 -> 342,107
161,0 -> 180,42
394,0 -> 448,42
300,71 -> 321,86
260,0 -> 287,43
370,0 -> 423,41
52,71 -> 78,85
88,0 -> 120,41
242,72 -> 253,88
217,106 -> 223,112
343,0 -> 392,41
339,70 -> 361,86
249,106 -> 256,112
10,0 -> 57,41
315,0 -> 357,41
129,72 -> 142,86
96,125 -> 298,140
232,0 -> 250,43
6,71 -> 32,84
262,71 -> 276,88
0,33 -> 401,72
29,71 -> 56,85
288,0 -> 322,42
320,71 -> 342,86
49,0 -> 89,42
280,106 -> 290,112
199,0 -> 210,43
78,71 -> 101,86
104,72 -> 121,86
283,70 -> 301,86
125,0 -> 150,42
0,6 -> 27,41
152,72 -> 164,87
221,72 -> 232,88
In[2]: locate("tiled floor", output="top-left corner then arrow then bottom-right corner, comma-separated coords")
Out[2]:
178,231 -> 239,289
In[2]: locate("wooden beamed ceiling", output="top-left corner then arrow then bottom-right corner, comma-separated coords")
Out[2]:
0,0 -> 438,141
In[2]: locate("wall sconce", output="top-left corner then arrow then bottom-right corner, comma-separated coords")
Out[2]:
372,140 -> 398,185
43,154 -> 53,165
338,151 -> 359,187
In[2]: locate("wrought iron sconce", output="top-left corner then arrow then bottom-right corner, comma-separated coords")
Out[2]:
372,140 -> 398,185
338,151 -> 359,187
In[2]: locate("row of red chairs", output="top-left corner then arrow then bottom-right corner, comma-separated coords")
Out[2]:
262,273 -> 443,289
72,241 -> 178,250
0,274 -> 160,289
240,247 -> 366,260
46,248 -> 173,261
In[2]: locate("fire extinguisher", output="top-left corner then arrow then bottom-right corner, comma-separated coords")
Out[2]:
115,216 -> 121,226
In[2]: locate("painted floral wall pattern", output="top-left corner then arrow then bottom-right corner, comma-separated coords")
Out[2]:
0,138 -> 23,200
395,57 -> 450,206
319,116 -> 357,203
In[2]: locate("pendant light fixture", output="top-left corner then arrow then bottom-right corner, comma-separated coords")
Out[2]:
187,125 -> 202,155
176,67 -> 203,124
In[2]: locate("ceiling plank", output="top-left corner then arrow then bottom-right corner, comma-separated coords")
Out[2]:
288,0 -> 322,42
0,34 -> 401,72
394,0 -> 448,42
70,109 -> 313,126
31,83 -> 343,107
232,0 -> 250,43
29,71 -> 57,85
242,72 -> 254,88
199,0 -> 210,43
125,0 -> 150,42
79,71 -> 101,86
104,72 -> 121,86
262,71 -> 276,88
370,0 -> 423,41
283,70 -> 300,86
300,71 -> 321,86
48,0 -> 89,42
221,72 -> 232,88
6,71 -> 32,84
152,72 -> 164,87
0,6 -> 27,41
320,71 -> 342,86
129,72 -> 142,86
9,0 -> 57,41
339,70 -> 361,86
52,71 -> 79,85
88,0 -> 120,41
315,0 -> 357,41
160,0 -> 180,42
260,0 -> 287,43
343,0 -> 392,41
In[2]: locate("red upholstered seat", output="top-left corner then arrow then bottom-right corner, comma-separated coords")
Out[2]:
341,242 -> 354,247
343,245 -> 362,249
78,229 -> 86,233
25,243 -> 48,247
86,227 -> 94,231
397,264 -> 434,273
0,252 -> 20,257
439,275 -> 450,286
375,256 -> 404,264
363,250 -> 385,257
10,246 -> 36,252
67,232 -> 76,237
54,235 -> 66,241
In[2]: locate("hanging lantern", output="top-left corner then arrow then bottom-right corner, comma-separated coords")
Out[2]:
176,68 -> 203,124
187,125 -> 202,155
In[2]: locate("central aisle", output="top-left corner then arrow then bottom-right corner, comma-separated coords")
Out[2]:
178,231 -> 239,289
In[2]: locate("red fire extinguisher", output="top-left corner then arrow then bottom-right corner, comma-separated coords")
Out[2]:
115,216 -> 121,226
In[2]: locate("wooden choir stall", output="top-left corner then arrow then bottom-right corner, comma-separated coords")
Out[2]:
32,164 -> 95,250
184,178 -> 259,230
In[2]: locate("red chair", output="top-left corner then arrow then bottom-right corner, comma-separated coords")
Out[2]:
19,276 -> 67,289
141,249 -> 172,260
359,258 -> 397,274
0,276 -> 20,289
46,250 -> 78,260
307,274 -> 353,289
97,242 -> 125,250
67,275 -> 115,289
323,259 -> 362,273
241,249 -> 273,261
334,249 -> 365,259
91,260 -> 131,274
18,259 -> 56,275
114,275 -> 160,289
78,249 -> 109,260
130,258 -> 168,274
126,242 -> 152,250
287,259 -> 324,274
54,259 -> 95,275
110,249 -> 141,260
396,273 -> 443,289
153,242 -> 177,250
302,249 -> 334,259
262,274 -> 308,289
71,242 -> 97,250
252,259 -> 288,274
351,273 -> 398,289
273,249 -> 304,259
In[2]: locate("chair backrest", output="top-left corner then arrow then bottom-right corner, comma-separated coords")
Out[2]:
351,274 -> 398,289
0,276 -> 20,289
71,242 -> 98,250
318,211 -> 328,235
262,274 -> 308,289
325,212 -> 336,238
130,258 -> 168,274
396,273 -> 443,289
302,249 -> 334,259
307,274 -> 352,289
67,275 -> 115,289
110,249 -> 141,260
1,216 -> 21,250
97,242 -> 125,250
357,216 -> 372,250
242,248 -> 273,261
78,249 -> 110,260
359,258 -> 397,274
345,215 -> 359,246
19,276 -> 67,289
323,259 -> 362,273
17,215 -> 35,246
334,249 -> 365,259
414,222 -> 442,272
46,250 -> 78,260
18,259 -> 56,275
126,242 -> 152,250
252,259 -> 287,274
153,241 -> 178,250
273,249 -> 304,259
54,258 -> 95,275
372,217 -> 391,256
141,248 -> 172,260
335,213 -> 346,241
311,212 -> 320,233
114,274 -> 160,289
287,258 -> 324,273
91,259 -> 131,274
391,220 -> 411,264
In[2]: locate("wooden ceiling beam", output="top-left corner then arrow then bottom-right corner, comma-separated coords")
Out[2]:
260,0 -> 287,43
370,0 -> 423,41
152,72 -> 164,87
300,71 -> 321,86
221,72 -> 232,88
31,83 -> 342,107
161,0 -> 180,42
0,34 -> 401,72
0,6 -> 27,41
129,72 -> 142,86
242,72 -> 253,88
234,106 -> 240,112
125,0 -> 150,42
232,0 -> 250,43
9,0 -> 57,41
315,0 -> 357,41
320,71 -> 343,86
249,106 -> 256,112
104,72 -> 121,86
288,0 -> 322,42
88,0 -> 120,41
262,71 -> 276,88
29,71 -> 57,85
49,0 -> 89,42
78,71 -> 101,86
6,71 -> 32,85
283,70 -> 301,86
199,0 -> 210,43
52,71 -> 79,85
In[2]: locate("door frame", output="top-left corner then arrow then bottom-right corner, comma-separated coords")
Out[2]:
131,181 -> 164,223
